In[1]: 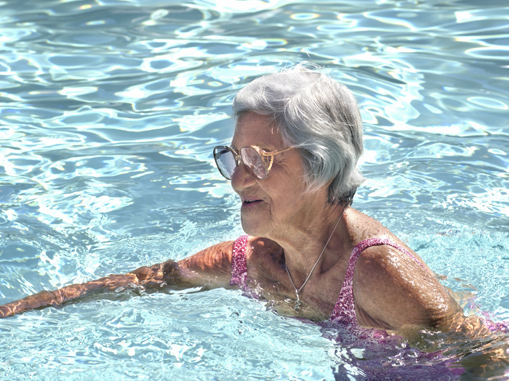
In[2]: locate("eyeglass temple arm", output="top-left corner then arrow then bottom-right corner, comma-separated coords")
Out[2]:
263,147 -> 293,171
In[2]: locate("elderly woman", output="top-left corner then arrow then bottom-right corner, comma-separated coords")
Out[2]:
0,66 -> 463,335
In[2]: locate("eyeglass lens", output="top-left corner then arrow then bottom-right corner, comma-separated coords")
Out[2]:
214,147 -> 237,179
240,148 -> 267,179
214,147 -> 267,180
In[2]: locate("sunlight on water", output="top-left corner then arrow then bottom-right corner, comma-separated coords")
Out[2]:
0,0 -> 508,379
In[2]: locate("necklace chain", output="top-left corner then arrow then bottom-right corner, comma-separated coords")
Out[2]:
284,209 -> 345,310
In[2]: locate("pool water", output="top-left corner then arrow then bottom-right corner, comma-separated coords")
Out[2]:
0,0 -> 508,379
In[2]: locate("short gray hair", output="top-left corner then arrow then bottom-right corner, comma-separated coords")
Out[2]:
232,64 -> 365,204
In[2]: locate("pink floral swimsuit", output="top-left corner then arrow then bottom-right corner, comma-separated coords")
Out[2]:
230,235 -> 423,326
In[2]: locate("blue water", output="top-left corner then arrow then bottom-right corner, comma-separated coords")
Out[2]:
0,0 -> 508,379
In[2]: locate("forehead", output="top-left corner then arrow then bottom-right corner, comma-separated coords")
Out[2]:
231,112 -> 285,149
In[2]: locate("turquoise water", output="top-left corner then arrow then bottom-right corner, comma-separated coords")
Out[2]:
1,0 -> 508,379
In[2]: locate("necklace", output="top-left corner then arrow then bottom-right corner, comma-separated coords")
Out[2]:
284,209 -> 345,311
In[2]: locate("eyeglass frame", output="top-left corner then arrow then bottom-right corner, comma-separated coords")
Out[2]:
213,145 -> 295,180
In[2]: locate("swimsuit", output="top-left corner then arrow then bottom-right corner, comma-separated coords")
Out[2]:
230,235 -> 424,327
230,235 -> 249,289
230,235 -> 508,377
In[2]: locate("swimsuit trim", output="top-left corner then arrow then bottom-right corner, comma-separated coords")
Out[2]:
230,235 -> 249,289
330,237 -> 424,325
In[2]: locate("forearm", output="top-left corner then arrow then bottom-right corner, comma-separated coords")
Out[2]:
0,259 -> 180,318
0,239 -> 235,319
0,280 -> 110,318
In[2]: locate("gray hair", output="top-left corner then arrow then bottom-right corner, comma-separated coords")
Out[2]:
232,64 -> 365,204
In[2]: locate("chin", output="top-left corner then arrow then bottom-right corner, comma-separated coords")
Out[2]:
241,216 -> 268,238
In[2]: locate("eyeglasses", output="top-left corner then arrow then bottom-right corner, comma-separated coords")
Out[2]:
213,145 -> 294,180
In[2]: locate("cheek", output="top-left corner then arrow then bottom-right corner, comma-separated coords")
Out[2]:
265,174 -> 307,209
262,157 -> 308,207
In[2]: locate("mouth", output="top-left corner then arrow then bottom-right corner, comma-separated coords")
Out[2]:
242,198 -> 263,206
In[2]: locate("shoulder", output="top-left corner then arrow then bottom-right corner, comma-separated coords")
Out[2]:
245,236 -> 282,261
344,208 -> 393,242
227,236 -> 282,265
240,237 -> 285,281
352,238 -> 459,331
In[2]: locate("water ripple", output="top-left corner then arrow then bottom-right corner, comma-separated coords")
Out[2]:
0,0 -> 508,378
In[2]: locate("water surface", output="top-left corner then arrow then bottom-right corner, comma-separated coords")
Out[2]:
0,0 -> 508,379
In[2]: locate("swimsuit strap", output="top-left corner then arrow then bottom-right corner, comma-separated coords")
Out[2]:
330,237 -> 424,325
229,235 -> 425,327
230,235 -> 249,289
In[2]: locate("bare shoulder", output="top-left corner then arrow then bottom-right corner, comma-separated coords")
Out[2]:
244,236 -> 285,281
344,210 -> 461,331
245,236 -> 283,263
346,209 -> 433,272
345,208 -> 393,241
353,242 -> 461,331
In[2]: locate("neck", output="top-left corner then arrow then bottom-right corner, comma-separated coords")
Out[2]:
280,204 -> 348,285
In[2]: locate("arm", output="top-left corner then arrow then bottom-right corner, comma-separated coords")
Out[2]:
353,244 -> 505,337
354,245 -> 509,377
0,240 -> 235,318
352,244 -> 463,332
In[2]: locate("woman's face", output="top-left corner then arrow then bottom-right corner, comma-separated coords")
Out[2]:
231,112 -> 328,239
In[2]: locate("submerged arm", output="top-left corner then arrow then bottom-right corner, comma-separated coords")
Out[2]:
0,240 -> 235,318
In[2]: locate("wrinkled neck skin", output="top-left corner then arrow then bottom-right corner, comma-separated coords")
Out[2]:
268,199 -> 350,285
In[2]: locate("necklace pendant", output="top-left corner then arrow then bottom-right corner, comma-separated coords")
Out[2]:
284,211 -> 346,315
294,295 -> 301,311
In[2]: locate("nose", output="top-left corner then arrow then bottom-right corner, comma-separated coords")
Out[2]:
231,161 -> 256,193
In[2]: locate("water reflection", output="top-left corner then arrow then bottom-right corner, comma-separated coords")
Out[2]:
0,0 -> 508,378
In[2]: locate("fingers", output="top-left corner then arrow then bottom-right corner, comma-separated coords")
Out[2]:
129,260 -> 179,288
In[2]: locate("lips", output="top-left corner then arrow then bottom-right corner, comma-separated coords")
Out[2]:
241,197 -> 263,206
